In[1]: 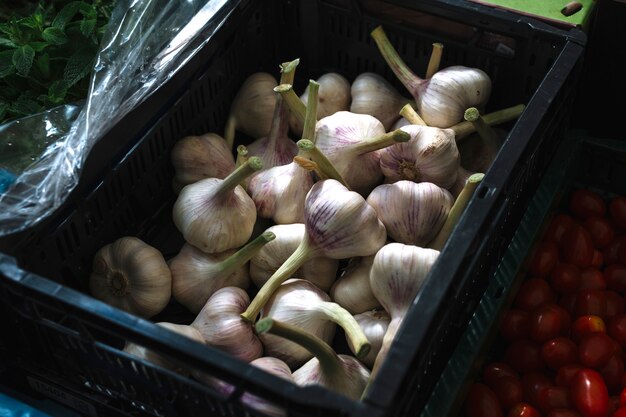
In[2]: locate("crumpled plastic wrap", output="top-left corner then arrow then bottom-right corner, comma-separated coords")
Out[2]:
0,0 -> 240,237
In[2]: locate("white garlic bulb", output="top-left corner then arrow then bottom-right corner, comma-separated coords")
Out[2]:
348,309 -> 390,368
330,255 -> 380,314
89,237 -> 171,318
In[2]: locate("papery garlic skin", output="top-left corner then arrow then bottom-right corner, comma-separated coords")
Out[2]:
89,237 -> 171,318
379,125 -> 459,189
173,178 -> 256,253
191,287 -> 262,363
169,244 -> 250,314
293,355 -> 370,400
350,72 -> 410,131
171,134 -> 235,193
123,322 -> 204,375
348,309 -> 390,368
250,224 -> 338,292
330,256 -> 380,314
367,181 -> 453,246
241,357 -> 293,417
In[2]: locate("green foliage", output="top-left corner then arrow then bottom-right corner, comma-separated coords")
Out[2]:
0,0 -> 116,124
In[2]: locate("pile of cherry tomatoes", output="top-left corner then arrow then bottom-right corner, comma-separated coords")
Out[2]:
464,188 -> 626,417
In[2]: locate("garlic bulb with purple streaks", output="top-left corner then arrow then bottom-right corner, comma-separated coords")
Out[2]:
330,255 -> 380,314
367,181 -> 453,246
255,318 -> 370,400
250,224 -> 338,292
349,309 -> 390,368
241,357 -> 293,417
191,287 -> 263,363
241,179 -> 387,322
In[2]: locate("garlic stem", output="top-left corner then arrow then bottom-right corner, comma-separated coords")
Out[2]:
399,104 -> 426,126
224,116 -> 236,151
450,104 -> 525,139
280,59 -> 300,85
370,26 -> 424,95
235,144 -> 249,168
255,318 -> 342,378
351,129 -> 410,155
297,139 -> 350,189
318,302 -> 371,359
294,156 -> 327,180
275,84 -> 306,126
425,43 -> 444,79
241,241 -> 316,322
216,156 -> 263,197
220,231 -> 276,272
302,80 -> 320,143
428,173 -> 484,250
464,107 -> 499,144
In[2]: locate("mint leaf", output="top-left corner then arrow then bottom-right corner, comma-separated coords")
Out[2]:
12,45 -> 34,77
52,2 -> 81,30
42,27 -> 68,45
48,80 -> 69,103
10,94 -> 41,116
80,18 -> 97,37
0,50 -> 15,78
64,48 -> 93,87
0,36 -> 16,48
29,42 -> 49,52
37,53 -> 50,79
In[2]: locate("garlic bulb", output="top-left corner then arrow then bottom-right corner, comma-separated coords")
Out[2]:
241,357 -> 293,417
289,72 -> 351,136
259,279 -> 370,369
250,224 -> 338,292
315,111 -> 410,196
256,318 -> 370,400
169,231 -> 274,314
369,243 -> 440,377
123,322 -> 204,375
367,181 -> 453,246
224,72 -> 278,149
191,287 -> 262,363
350,72 -> 412,131
89,237 -> 171,318
379,124 -> 460,189
330,256 -> 380,314
371,26 -> 491,128
241,179 -> 387,322
170,133 -> 235,194
349,309 -> 390,368
173,157 -> 262,253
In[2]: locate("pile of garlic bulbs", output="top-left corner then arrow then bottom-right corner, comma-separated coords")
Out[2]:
88,25 -> 525,414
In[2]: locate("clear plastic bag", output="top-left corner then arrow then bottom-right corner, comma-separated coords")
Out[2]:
0,0 -> 239,236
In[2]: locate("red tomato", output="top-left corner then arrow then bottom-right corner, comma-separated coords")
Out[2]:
610,196 -> 626,230
584,216 -> 615,248
537,386 -> 571,414
542,338 -> 579,370
578,332 -> 618,368
569,368 -> 609,417
574,289 -> 607,318
465,383 -> 504,417
603,236 -> 626,266
501,310 -> 530,342
613,407 -> 626,417
551,264 -> 582,294
522,373 -> 553,407
556,364 -> 585,387
547,409 -> 582,417
561,293 -> 578,315
514,278 -> 556,311
529,242 -> 560,277
508,403 -> 542,417
505,340 -> 545,374
599,354 -> 625,394
545,214 -> 578,244
484,362 -> 520,386
590,250 -> 604,268
620,388 -> 626,407
561,225 -> 595,267
492,376 -> 524,410
529,304 -> 569,343
606,291 -> 626,319
606,264 -> 626,293
571,315 -> 607,342
571,189 -> 607,219
609,396 -> 622,415
608,314 -> 626,349
579,268 -> 607,290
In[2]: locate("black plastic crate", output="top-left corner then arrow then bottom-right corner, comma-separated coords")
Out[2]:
0,1 -> 586,416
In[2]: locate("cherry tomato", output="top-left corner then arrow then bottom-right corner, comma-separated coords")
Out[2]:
508,403 -> 542,417
579,268 -> 607,291
514,278 -> 556,311
569,368 -> 609,417
570,189 -> 607,219
590,250 -> 604,268
561,293 -> 578,315
610,196 -> 626,230
583,216 -> 615,248
578,332 -> 618,368
550,263 -> 582,294
561,225 -> 595,267
606,264 -> 626,293
609,396 -> 622,415
620,387 -> 626,406
606,291 -> 625,319
603,236 -> 626,266
571,315 -> 607,342
547,409 -> 582,417
492,376 -> 524,410
537,386 -> 571,414
556,364 -> 585,387
542,338 -> 579,370
529,242 -> 560,277
501,310 -> 530,342
613,407 -> 626,417
522,373 -> 553,408
529,304 -> 569,343
484,362 -> 520,386
608,314 -> 626,349
465,383 -> 504,417
574,289 -> 607,318
599,354 -> 625,394
545,214 -> 578,245
505,340 -> 545,374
